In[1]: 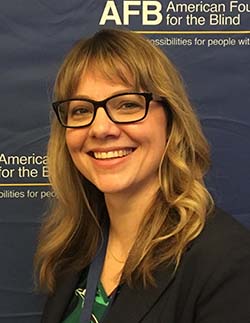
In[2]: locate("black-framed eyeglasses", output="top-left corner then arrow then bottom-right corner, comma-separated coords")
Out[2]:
52,92 -> 154,128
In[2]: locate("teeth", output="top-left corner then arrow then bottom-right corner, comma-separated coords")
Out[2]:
93,149 -> 133,160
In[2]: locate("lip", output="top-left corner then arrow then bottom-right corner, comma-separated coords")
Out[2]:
88,146 -> 136,153
87,146 -> 136,158
87,147 -> 136,168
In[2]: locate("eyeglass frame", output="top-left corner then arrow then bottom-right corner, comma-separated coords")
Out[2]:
52,92 -> 158,128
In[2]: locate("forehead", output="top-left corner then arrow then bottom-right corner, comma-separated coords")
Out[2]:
73,67 -> 138,99
74,66 -> 139,95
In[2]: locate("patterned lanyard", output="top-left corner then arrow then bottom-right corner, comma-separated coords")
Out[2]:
79,225 -> 109,323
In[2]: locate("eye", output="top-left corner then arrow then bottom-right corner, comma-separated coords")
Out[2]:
68,101 -> 93,118
114,100 -> 144,114
116,98 -> 144,108
109,94 -> 146,113
121,101 -> 141,109
71,106 -> 91,115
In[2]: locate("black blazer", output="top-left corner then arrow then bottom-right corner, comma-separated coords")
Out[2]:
41,208 -> 250,323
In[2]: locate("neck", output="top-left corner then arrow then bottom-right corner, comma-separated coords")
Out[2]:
100,182 -> 159,292
104,180 -> 159,251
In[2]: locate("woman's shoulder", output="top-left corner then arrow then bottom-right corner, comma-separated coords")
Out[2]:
198,207 -> 250,248
184,207 -> 250,270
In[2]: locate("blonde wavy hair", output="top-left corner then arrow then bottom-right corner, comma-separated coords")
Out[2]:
35,29 -> 214,292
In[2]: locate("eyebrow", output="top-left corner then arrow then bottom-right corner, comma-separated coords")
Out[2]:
71,89 -> 139,100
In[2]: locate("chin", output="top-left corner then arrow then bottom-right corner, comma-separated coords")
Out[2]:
95,182 -> 130,195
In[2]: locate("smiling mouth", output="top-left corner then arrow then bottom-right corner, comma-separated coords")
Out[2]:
89,148 -> 134,160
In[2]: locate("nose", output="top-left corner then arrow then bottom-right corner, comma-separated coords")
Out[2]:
88,107 -> 121,139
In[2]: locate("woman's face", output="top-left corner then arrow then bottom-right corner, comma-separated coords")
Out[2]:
66,69 -> 167,198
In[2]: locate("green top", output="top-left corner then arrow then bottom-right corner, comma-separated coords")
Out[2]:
62,275 -> 110,323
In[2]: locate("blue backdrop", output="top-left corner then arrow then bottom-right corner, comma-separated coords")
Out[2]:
0,1 -> 249,322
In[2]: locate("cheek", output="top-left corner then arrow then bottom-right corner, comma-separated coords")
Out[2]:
148,109 -> 168,144
65,129 -> 88,153
156,110 -> 168,143
126,110 -> 167,146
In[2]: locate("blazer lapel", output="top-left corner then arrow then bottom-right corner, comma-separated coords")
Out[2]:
103,264 -> 175,323
41,271 -> 81,323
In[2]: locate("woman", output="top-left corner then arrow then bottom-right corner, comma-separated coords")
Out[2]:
35,29 -> 250,323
